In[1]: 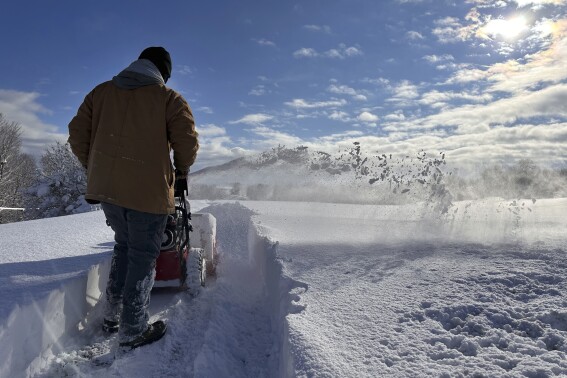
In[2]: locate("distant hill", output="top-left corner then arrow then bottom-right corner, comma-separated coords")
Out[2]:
189,144 -> 567,208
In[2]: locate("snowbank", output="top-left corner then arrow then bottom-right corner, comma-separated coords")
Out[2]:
1,259 -> 110,377
0,211 -> 114,378
248,221 -> 295,377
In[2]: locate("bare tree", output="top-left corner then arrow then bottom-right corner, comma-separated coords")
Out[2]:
0,114 -> 37,223
0,114 -> 22,182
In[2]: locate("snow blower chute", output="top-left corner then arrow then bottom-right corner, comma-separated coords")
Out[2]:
153,177 -> 217,293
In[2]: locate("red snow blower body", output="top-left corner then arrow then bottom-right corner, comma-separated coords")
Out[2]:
155,249 -> 186,282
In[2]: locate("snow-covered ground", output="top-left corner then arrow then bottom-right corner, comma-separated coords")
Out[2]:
1,198 -> 567,377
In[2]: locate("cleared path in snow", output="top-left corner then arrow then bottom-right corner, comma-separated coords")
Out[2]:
32,203 -> 280,378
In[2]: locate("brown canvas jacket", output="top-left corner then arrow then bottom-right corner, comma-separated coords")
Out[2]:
68,81 -> 199,214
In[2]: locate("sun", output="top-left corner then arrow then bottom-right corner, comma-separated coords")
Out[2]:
483,16 -> 529,40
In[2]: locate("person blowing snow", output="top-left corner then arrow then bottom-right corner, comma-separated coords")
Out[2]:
68,46 -> 199,349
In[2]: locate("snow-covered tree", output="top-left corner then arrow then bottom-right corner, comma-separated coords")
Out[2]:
25,141 -> 93,219
0,114 -> 37,224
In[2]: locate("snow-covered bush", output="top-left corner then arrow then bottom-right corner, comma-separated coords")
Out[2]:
25,142 -> 93,219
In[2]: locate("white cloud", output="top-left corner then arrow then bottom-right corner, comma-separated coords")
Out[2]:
423,54 -> 455,63
514,0 -> 566,7
197,124 -> 226,137
431,3 -> 564,48
177,65 -> 193,75
407,31 -> 425,40
0,89 -> 66,156
304,24 -> 332,34
341,122 -> 567,168
325,44 -> 363,59
357,111 -> 379,122
249,85 -> 267,96
384,112 -> 406,121
230,113 -> 273,125
362,77 -> 390,86
423,54 -> 465,70
432,16 -> 474,43
196,106 -> 213,114
325,49 -> 343,59
285,98 -> 347,109
327,84 -> 368,101
293,48 -> 319,58
445,21 -> 567,93
446,67 -> 489,84
385,83 -> 567,134
419,90 -> 493,108
489,30 -> 567,93
191,125 -> 256,170
253,38 -> 276,47
192,135 -> 252,171
328,111 -> 351,122
294,44 -> 363,59
315,130 -> 364,144
248,126 -> 303,148
344,46 -> 363,57
387,80 -> 420,103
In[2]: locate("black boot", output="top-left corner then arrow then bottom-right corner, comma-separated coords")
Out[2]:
119,320 -> 167,349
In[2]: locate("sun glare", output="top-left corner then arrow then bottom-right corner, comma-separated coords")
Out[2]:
483,16 -> 529,40
534,19 -> 555,37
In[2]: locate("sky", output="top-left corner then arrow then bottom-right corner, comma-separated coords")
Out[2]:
0,0 -> 566,172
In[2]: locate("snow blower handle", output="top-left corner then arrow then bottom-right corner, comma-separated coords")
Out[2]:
174,169 -> 188,198
174,169 -> 192,245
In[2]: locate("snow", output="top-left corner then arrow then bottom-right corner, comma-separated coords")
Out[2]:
1,198 -> 567,377
244,199 -> 567,377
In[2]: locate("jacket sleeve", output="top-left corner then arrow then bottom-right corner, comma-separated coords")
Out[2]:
166,93 -> 199,173
67,91 -> 94,168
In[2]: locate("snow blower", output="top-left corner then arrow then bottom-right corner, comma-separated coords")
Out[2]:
153,177 -> 217,293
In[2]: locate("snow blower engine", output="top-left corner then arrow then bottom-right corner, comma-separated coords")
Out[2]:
153,175 -> 217,293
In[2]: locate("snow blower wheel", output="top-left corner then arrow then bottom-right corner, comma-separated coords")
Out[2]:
186,247 -> 206,295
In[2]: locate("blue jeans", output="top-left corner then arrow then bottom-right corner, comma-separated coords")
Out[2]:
101,202 -> 167,339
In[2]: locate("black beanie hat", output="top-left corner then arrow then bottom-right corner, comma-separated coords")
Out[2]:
139,47 -> 172,83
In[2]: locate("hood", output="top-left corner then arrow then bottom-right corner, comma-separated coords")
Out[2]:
112,59 -> 165,90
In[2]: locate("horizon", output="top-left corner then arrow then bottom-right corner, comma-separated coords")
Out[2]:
1,0 -> 566,172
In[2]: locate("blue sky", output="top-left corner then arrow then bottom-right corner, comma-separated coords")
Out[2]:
1,0 -> 566,171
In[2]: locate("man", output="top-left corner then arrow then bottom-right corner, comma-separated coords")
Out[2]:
68,46 -> 199,349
